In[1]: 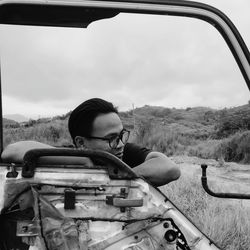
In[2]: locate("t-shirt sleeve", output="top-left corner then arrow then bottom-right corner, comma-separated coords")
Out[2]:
122,143 -> 152,168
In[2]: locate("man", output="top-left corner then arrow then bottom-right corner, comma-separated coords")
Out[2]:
2,98 -> 180,186
68,98 -> 180,186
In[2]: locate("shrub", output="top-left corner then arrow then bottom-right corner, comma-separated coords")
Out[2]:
133,117 -> 250,163
215,108 -> 250,138
188,139 -> 222,159
133,118 -> 196,156
149,108 -> 172,117
219,131 -> 250,163
3,119 -> 72,147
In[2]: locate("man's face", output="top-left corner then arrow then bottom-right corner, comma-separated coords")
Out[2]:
82,112 -> 125,158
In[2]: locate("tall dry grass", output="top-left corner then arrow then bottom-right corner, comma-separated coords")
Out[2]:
133,117 -> 250,163
3,119 -> 72,148
161,172 -> 250,249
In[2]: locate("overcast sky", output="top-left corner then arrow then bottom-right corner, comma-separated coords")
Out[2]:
0,0 -> 249,119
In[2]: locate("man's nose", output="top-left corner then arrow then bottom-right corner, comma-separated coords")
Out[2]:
116,137 -> 124,148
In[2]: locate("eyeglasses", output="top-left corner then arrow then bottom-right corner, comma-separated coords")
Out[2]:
86,129 -> 130,149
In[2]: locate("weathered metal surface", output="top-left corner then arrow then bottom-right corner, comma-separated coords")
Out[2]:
0,163 -> 220,249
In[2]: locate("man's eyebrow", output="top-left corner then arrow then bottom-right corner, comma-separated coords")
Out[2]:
104,129 -> 123,138
104,132 -> 119,138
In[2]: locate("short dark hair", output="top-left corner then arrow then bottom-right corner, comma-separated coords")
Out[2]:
68,98 -> 118,143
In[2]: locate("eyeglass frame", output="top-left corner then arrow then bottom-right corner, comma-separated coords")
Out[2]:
85,128 -> 130,149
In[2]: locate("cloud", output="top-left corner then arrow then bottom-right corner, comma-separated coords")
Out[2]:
0,2 -> 249,117
2,96 -> 69,118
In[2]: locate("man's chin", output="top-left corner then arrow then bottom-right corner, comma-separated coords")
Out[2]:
115,153 -> 123,159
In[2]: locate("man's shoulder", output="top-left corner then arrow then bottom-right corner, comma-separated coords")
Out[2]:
123,143 -> 152,167
124,142 -> 151,153
124,142 -> 137,150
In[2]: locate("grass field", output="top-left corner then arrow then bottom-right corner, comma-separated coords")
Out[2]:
161,162 -> 250,250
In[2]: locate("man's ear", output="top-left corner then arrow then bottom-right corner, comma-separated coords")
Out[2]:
75,136 -> 86,148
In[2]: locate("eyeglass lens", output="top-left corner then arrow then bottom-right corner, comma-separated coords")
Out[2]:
110,130 -> 129,149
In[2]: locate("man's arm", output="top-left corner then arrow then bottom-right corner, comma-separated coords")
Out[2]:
1,141 -> 96,167
132,151 -> 181,187
1,141 -> 53,163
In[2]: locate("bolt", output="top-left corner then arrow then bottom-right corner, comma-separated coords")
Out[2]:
163,222 -> 169,228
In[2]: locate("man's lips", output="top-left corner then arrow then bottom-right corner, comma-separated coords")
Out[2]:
115,152 -> 123,158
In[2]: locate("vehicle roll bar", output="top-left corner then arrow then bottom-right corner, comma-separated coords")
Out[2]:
201,164 -> 250,199
21,148 -> 139,179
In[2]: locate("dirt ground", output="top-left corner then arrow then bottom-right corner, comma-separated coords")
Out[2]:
171,155 -> 250,208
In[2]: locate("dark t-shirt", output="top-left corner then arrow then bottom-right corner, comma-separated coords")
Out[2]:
122,143 -> 151,168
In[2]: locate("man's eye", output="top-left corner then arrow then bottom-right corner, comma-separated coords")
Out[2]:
107,135 -> 119,141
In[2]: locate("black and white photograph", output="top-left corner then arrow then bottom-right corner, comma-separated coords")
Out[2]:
0,0 -> 249,249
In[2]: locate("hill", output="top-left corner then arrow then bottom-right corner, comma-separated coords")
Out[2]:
3,103 -> 250,163
4,114 -> 29,123
3,117 -> 20,128
131,105 -> 215,123
122,104 -> 250,163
